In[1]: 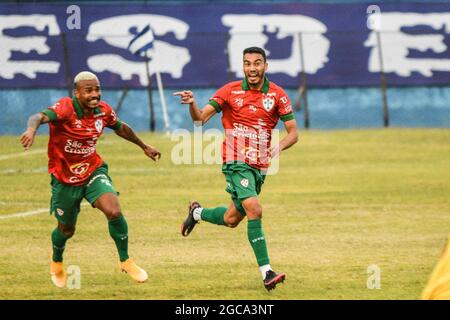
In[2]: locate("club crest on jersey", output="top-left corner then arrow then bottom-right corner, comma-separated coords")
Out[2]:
95,119 -> 103,133
70,162 -> 90,176
241,147 -> 260,162
240,178 -> 249,188
262,97 -> 275,112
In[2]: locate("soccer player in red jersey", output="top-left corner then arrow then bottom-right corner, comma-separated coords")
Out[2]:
20,71 -> 161,288
174,47 -> 298,291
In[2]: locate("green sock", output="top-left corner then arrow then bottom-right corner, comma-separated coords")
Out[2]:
201,207 -> 227,226
247,219 -> 270,266
108,214 -> 129,262
51,228 -> 68,263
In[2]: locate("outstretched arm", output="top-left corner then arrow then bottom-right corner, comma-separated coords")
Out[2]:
173,90 -> 217,126
20,112 -> 50,150
270,119 -> 299,158
114,122 -> 161,161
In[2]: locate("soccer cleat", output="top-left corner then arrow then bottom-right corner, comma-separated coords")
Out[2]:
263,270 -> 286,291
181,201 -> 201,237
50,261 -> 67,288
120,259 -> 148,283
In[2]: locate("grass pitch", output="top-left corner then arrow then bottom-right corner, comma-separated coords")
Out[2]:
0,128 -> 449,300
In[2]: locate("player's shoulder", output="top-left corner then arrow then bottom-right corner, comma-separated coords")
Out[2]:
97,101 -> 120,123
267,81 -> 290,104
267,81 -> 287,94
54,96 -> 73,108
97,100 -> 114,113
47,96 -> 74,116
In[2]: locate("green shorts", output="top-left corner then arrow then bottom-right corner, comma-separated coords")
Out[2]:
49,163 -> 118,225
222,162 -> 266,216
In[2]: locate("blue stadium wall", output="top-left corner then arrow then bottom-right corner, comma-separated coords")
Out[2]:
0,0 -> 449,133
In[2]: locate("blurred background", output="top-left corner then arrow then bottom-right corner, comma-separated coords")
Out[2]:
1,0 -> 449,134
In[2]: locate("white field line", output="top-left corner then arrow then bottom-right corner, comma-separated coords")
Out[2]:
0,148 -> 46,161
0,140 -> 121,220
0,208 -> 49,220
1,167 -> 47,174
0,203 -> 89,220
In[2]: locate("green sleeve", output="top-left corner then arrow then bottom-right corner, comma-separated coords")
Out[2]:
208,100 -> 222,113
280,112 -> 295,122
41,109 -> 57,121
108,120 -> 123,130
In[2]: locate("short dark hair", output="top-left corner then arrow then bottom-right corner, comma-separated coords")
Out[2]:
243,47 -> 266,62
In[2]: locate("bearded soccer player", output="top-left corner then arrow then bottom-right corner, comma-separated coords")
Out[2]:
20,71 -> 161,288
174,47 -> 298,291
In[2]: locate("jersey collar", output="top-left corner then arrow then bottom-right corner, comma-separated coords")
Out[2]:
242,77 -> 270,94
73,97 -> 101,119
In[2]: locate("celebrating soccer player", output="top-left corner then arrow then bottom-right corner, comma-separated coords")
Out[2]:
20,71 -> 161,288
174,47 -> 298,291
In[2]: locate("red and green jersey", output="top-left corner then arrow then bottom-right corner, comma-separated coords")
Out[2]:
208,78 -> 294,170
41,97 -> 122,186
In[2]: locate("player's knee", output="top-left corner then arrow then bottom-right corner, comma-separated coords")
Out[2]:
248,205 -> 262,219
242,198 -> 263,219
106,208 -> 122,220
60,225 -> 75,238
224,213 -> 242,228
227,220 -> 241,228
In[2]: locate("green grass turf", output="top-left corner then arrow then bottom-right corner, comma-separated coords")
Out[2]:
0,128 -> 449,299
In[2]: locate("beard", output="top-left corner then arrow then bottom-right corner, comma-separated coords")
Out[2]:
246,71 -> 265,87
